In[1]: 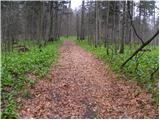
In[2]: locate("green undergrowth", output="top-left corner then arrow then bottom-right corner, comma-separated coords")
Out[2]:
1,39 -> 63,118
76,39 -> 159,105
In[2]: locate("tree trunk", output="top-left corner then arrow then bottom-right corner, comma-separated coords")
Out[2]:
119,1 -> 126,53
104,1 -> 110,54
95,1 -> 100,48
76,13 -> 80,40
48,1 -> 54,41
80,0 -> 85,40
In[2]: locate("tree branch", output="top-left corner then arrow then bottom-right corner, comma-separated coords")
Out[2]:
127,1 -> 144,44
150,67 -> 159,80
121,30 -> 159,68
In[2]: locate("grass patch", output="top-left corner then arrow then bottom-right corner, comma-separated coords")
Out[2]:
76,39 -> 159,105
1,39 -> 63,118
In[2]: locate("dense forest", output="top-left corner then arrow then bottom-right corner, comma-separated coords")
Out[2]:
1,0 -> 159,119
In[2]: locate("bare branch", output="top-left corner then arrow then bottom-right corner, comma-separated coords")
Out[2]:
127,1 -> 144,44
121,30 -> 159,68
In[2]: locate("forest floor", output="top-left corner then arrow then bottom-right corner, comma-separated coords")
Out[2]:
18,40 -> 158,119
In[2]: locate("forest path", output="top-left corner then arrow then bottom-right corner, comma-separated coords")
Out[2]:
19,40 -> 158,119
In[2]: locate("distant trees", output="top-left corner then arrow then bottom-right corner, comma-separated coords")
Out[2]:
1,1 -> 73,52
1,0 -> 159,56
76,0 -> 159,48
1,2 -> 21,52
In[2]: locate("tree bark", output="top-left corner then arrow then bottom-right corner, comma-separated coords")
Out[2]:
119,1 -> 126,53
95,1 -> 100,48
104,1 -> 110,54
76,13 -> 80,40
80,0 -> 85,40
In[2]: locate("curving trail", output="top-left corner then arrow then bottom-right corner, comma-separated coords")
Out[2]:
19,41 -> 158,119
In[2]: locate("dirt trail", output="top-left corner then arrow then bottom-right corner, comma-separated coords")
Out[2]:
19,41 -> 158,119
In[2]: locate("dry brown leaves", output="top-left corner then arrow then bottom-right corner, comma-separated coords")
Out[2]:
18,41 -> 158,119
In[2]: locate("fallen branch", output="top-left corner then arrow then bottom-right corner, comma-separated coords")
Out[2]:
150,67 -> 159,80
127,1 -> 144,44
121,30 -> 159,68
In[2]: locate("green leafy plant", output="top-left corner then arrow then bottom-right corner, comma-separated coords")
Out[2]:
22,90 -> 32,99
1,39 -> 63,118
28,79 -> 36,88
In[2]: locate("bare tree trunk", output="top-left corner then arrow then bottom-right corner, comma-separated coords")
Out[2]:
95,1 -> 100,48
80,0 -> 85,40
48,1 -> 54,41
119,1 -> 126,53
112,2 -> 117,53
76,13 -> 80,40
54,1 -> 59,40
142,7 -> 146,40
129,1 -> 133,45
138,1 -> 142,40
68,1 -> 71,37
104,1 -> 110,54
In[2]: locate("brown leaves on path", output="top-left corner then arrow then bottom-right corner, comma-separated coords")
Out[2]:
18,41 -> 158,119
